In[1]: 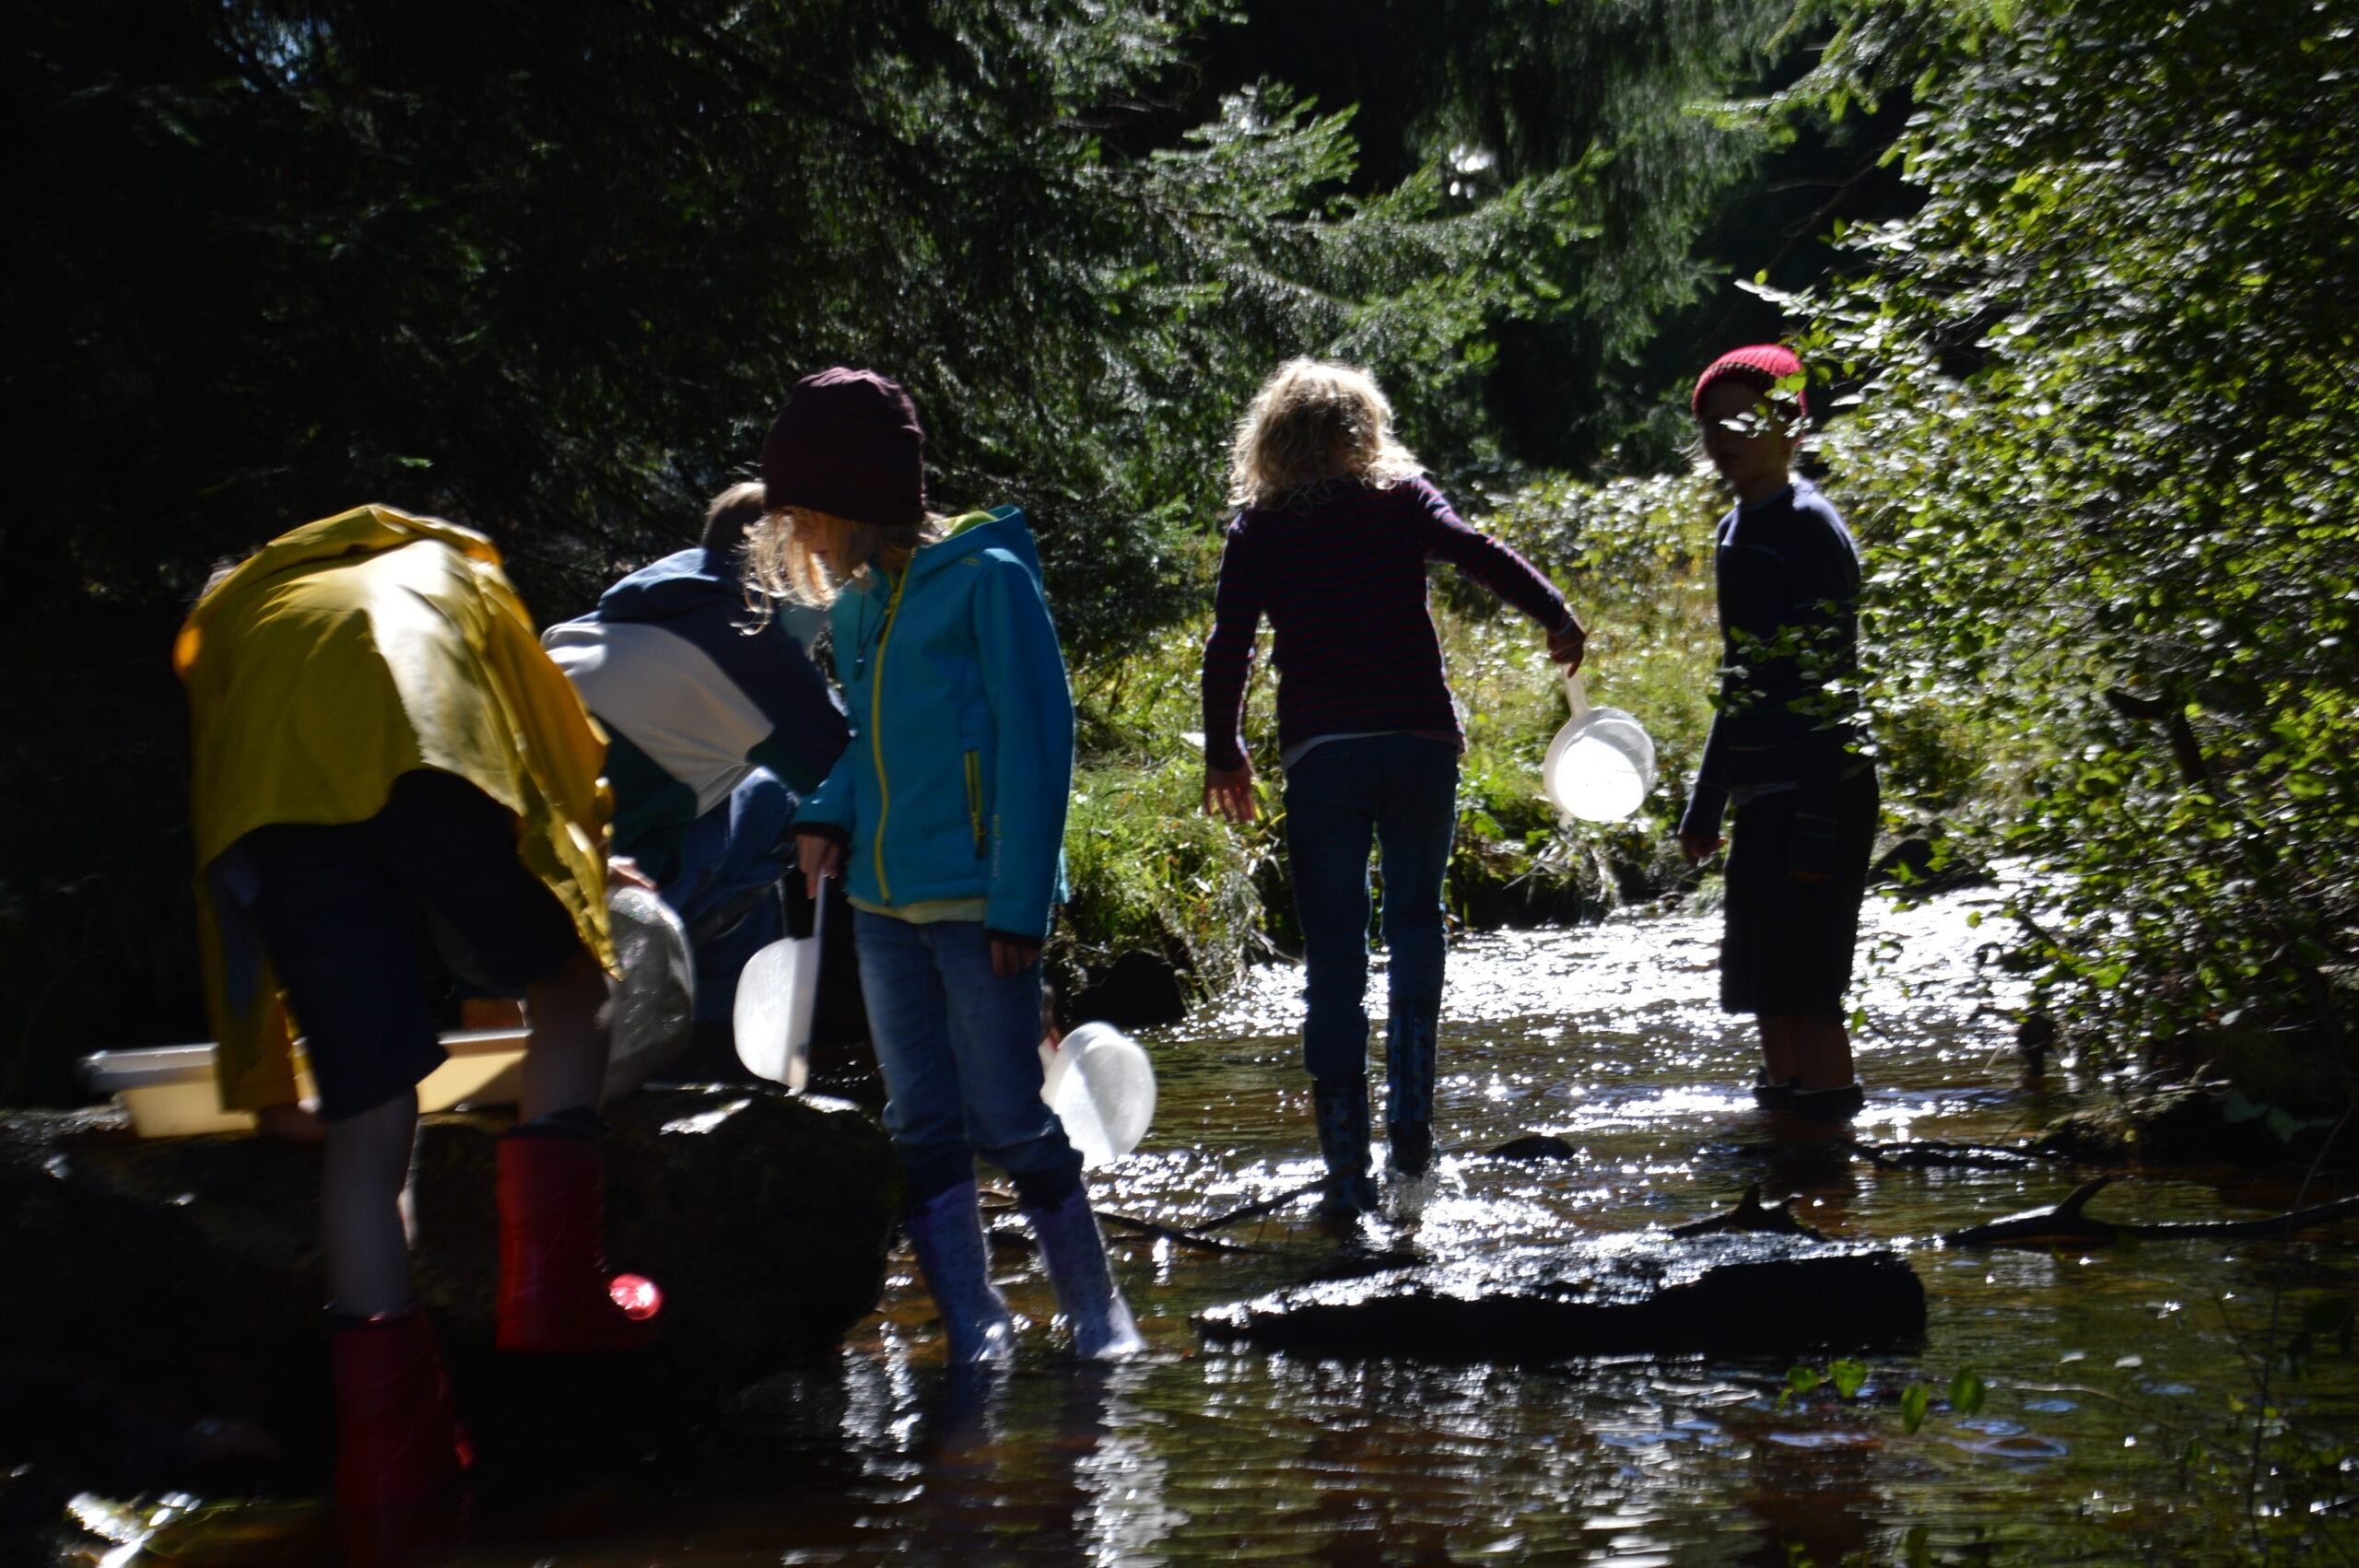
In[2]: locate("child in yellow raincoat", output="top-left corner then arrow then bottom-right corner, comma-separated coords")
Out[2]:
178,504 -> 659,1530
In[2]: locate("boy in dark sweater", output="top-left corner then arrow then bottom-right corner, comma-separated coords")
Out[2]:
1202,357 -> 1586,1213
1677,345 -> 1878,1117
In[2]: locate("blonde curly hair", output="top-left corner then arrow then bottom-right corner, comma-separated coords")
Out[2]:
1226,357 -> 1424,509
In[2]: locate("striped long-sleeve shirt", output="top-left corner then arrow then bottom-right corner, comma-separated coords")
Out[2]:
1200,476 -> 1576,771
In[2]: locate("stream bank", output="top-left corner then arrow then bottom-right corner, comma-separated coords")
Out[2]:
23,882 -> 2359,1564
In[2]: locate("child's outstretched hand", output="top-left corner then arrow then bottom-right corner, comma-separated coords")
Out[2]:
1203,761 -> 1258,823
1680,830 -> 1723,866
1546,617 -> 1587,671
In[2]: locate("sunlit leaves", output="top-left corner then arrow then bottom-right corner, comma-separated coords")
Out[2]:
1772,0 -> 2359,1064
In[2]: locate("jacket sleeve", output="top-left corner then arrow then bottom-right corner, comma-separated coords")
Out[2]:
1409,479 -> 1579,634
1199,520 -> 1261,771
971,555 -> 1075,942
744,624 -> 851,796
790,752 -> 855,845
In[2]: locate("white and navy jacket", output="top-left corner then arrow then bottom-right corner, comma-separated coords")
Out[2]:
545,547 -> 849,884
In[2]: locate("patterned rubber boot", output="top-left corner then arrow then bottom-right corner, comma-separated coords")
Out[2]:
333,1307 -> 471,1510
495,1129 -> 663,1353
1021,1188 -> 1149,1361
905,1180 -> 1018,1366
1311,1075 -> 1379,1217
1384,1013 -> 1439,1178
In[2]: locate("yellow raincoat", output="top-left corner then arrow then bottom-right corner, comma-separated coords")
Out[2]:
176,505 -> 615,1111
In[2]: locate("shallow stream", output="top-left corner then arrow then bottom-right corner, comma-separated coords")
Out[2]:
62,885 -> 2359,1564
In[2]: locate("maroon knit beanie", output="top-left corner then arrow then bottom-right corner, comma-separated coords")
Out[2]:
761,368 -> 927,527
1692,345 -> 1809,420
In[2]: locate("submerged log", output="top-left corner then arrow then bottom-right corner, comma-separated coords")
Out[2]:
1668,1182 -> 1824,1239
1196,1231 -> 1925,1359
0,1087 -> 898,1493
1941,1175 -> 2359,1247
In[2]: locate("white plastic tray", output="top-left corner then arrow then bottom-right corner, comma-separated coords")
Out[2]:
79,1029 -> 530,1137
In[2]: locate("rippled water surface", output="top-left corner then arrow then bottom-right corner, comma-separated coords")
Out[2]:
75,889 -> 2359,1564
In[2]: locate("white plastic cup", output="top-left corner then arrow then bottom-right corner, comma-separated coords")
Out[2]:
1038,1021 -> 1156,1168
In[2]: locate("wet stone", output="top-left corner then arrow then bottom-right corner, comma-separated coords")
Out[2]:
1195,1232 -> 1926,1360
0,1088 -> 898,1493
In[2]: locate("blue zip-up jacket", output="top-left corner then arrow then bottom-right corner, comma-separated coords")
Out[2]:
545,546 -> 847,884
792,508 -> 1074,942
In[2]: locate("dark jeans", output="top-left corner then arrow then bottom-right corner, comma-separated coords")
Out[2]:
1283,734 -> 1460,1082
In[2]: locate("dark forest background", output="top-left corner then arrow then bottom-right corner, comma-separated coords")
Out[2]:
11,0 -> 2353,1113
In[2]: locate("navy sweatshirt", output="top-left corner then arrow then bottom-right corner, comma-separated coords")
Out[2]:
1678,478 -> 1864,847
1201,476 -> 1575,771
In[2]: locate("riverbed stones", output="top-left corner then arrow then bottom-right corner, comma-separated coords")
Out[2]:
0,1087 -> 898,1492
1196,1232 -> 1925,1359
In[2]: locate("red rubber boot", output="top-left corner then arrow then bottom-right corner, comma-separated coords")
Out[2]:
333,1308 -> 472,1511
495,1130 -> 662,1353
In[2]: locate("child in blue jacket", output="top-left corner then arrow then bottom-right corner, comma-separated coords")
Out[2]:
760,367 -> 1144,1363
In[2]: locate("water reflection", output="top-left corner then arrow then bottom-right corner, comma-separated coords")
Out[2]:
69,885 -> 2359,1564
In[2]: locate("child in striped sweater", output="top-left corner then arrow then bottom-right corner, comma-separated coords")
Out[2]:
1200,358 -> 1587,1215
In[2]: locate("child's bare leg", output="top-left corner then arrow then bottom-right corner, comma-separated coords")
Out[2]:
323,1090 -> 420,1316
1756,1015 -> 1798,1083
521,945 -> 614,1120
1788,1013 -> 1856,1090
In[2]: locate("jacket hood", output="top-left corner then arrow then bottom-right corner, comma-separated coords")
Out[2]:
904,506 -> 1040,586
177,504 -> 499,676
590,547 -> 737,625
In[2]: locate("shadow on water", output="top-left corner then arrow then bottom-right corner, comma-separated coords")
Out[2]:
52,886 -> 2359,1563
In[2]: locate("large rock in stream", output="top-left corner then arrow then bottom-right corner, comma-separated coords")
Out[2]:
0,1087 -> 897,1495
1197,1232 -> 1925,1360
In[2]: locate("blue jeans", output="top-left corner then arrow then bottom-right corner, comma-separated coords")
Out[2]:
1283,734 -> 1461,1082
851,909 -> 1084,1206
661,769 -> 795,1023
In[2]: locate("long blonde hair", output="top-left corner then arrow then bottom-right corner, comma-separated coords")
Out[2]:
745,505 -> 941,610
1226,357 -> 1424,509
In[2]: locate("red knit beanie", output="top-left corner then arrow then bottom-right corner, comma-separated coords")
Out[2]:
1692,345 -> 1808,420
761,368 -> 927,527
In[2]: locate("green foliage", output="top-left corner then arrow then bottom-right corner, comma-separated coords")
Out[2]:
1899,1379 -> 1930,1433
0,0 -> 1803,1091
1775,0 -> 2359,1091
1948,1366 -> 1986,1417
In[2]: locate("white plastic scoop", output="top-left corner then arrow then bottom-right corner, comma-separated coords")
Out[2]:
1542,669 -> 1658,823
1038,1021 -> 1156,1168
734,890 -> 826,1090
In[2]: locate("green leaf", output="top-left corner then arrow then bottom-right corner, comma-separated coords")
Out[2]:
1950,1369 -> 1987,1418
1901,1382 -> 1931,1434
1830,1358 -> 1868,1399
